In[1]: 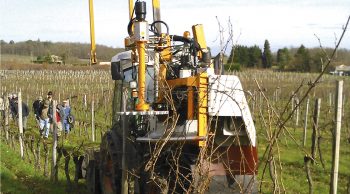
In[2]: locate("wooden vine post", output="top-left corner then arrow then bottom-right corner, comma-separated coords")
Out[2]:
91,95 -> 95,142
304,155 -> 313,194
18,91 -> 24,159
311,98 -> 321,161
330,80 -> 343,194
295,97 -> 300,126
303,98 -> 310,147
4,94 -> 9,141
51,100 -> 58,181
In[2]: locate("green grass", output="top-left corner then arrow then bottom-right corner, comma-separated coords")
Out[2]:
0,54 -> 34,64
0,141 -> 88,194
0,141 -> 63,193
0,163 -> 29,194
257,125 -> 350,193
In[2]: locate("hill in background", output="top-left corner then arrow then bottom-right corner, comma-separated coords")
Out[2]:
1,39 -> 350,72
0,39 -> 123,67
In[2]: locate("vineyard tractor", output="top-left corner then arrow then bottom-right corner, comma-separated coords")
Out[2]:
82,0 -> 258,193
32,54 -> 63,65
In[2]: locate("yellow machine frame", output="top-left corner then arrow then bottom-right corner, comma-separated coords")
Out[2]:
167,73 -> 208,146
89,0 -> 97,65
127,0 -> 210,145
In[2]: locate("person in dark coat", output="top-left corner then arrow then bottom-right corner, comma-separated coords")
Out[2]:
33,96 -> 43,121
46,91 -> 54,121
13,97 -> 29,133
9,93 -> 17,121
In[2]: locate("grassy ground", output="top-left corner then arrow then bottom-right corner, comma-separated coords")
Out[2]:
0,54 -> 33,64
0,141 -> 87,194
257,127 -> 350,193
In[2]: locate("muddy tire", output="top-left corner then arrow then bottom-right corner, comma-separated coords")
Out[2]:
83,149 -> 101,194
99,131 -> 122,194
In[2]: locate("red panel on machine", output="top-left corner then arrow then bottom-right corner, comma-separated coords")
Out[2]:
227,146 -> 258,175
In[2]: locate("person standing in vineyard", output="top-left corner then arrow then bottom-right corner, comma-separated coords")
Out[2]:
55,104 -> 64,137
47,91 -> 54,132
9,93 -> 17,121
33,96 -> 43,122
62,99 -> 71,134
0,95 -> 4,121
47,91 -> 53,114
39,99 -> 51,139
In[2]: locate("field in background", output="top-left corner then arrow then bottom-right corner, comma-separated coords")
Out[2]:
1,69 -> 349,193
0,54 -> 102,70
1,54 -> 33,64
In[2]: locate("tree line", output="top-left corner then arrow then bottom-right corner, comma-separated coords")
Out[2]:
226,40 -> 350,72
0,39 -> 123,63
1,39 -> 349,71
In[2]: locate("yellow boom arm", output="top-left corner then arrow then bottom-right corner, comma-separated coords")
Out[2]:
152,0 -> 161,33
89,0 -> 97,65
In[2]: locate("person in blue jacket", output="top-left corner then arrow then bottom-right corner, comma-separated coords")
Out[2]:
62,99 -> 71,134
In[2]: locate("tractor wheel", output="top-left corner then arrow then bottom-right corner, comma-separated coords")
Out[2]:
99,131 -> 122,194
83,149 -> 101,194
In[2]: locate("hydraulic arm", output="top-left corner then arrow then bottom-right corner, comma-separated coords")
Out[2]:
89,0 -> 97,65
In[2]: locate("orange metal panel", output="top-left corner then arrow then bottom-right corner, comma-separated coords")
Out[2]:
166,76 -> 198,87
187,87 -> 194,120
159,34 -> 172,61
165,74 -> 208,146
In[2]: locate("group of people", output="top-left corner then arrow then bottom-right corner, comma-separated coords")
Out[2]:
33,91 -> 72,138
0,91 -> 73,139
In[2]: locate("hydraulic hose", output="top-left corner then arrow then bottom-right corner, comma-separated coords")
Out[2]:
151,20 -> 169,35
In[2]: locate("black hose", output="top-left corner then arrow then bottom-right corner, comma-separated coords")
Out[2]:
171,35 -> 190,43
192,42 -> 197,67
127,2 -> 136,36
169,35 -> 203,66
170,35 -> 201,51
127,18 -> 136,36
150,20 -> 169,35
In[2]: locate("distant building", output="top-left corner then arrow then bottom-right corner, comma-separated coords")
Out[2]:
330,64 -> 350,76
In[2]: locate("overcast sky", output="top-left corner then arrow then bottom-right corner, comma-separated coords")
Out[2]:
1,0 -> 349,53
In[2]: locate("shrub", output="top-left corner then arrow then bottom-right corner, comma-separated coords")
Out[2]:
224,63 -> 241,72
